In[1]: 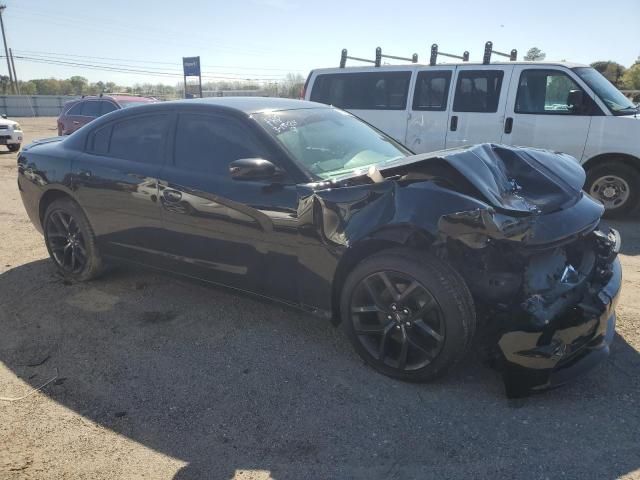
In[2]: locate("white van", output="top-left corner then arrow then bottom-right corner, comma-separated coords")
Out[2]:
304,59 -> 640,217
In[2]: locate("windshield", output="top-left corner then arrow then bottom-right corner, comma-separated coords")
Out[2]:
573,67 -> 637,115
253,108 -> 411,179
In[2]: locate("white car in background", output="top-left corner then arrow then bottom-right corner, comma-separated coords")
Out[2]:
304,59 -> 640,217
0,114 -> 23,152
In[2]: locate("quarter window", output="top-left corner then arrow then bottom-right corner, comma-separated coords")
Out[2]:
310,71 -> 412,110
67,103 -> 83,115
100,101 -> 118,115
174,113 -> 269,176
516,69 -> 587,115
89,125 -> 111,155
453,70 -> 504,113
108,114 -> 169,164
81,101 -> 101,117
412,71 -> 452,111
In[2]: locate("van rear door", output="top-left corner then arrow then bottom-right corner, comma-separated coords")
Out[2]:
445,65 -> 514,148
308,70 -> 412,144
500,65 -> 594,159
405,67 -> 455,153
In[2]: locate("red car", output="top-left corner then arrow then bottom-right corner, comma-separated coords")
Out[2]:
57,95 -> 156,136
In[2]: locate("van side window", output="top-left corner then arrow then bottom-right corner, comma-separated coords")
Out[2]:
453,70 -> 504,113
109,114 -> 170,164
100,101 -> 118,115
174,113 -> 269,176
310,72 -> 411,110
81,101 -> 101,117
412,71 -> 452,111
67,103 -> 83,115
516,69 -> 588,115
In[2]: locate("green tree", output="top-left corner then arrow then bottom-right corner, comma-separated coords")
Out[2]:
591,61 -> 626,87
69,76 -> 89,95
524,47 -> 546,61
621,64 -> 640,90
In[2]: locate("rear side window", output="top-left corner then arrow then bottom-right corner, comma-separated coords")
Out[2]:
100,101 -> 118,115
515,69 -> 585,114
107,114 -> 169,164
81,101 -> 101,117
67,103 -> 82,115
412,71 -> 452,111
174,113 -> 268,176
453,70 -> 504,113
310,71 -> 411,110
89,125 -> 111,154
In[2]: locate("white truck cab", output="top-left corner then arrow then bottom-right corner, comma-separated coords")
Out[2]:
304,50 -> 640,217
0,114 -> 23,152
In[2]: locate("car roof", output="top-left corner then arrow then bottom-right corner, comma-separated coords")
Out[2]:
169,97 -> 329,114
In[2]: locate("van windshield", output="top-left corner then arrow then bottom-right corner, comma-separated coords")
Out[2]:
253,108 -> 411,179
573,67 -> 638,115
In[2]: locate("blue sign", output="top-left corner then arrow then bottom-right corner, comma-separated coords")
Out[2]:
183,57 -> 201,76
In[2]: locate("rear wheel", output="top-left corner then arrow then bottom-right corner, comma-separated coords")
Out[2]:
8,144 -> 20,152
43,198 -> 103,281
585,162 -> 640,218
341,248 -> 476,382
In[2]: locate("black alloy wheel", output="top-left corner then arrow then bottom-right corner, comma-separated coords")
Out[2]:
43,198 -> 103,281
45,209 -> 88,274
341,248 -> 476,382
350,270 -> 445,371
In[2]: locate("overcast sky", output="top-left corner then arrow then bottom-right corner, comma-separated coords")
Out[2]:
3,0 -> 639,86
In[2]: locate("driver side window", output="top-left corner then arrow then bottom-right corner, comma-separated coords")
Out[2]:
174,113 -> 271,176
516,69 -> 589,115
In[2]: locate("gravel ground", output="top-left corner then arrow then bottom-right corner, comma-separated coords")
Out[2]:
1,117 -> 639,480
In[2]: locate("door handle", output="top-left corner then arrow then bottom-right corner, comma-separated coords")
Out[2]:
504,117 -> 514,134
72,121 -> 80,125
450,115 -> 458,132
163,189 -> 182,202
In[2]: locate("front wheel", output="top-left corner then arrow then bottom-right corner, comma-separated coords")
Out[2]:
43,198 -> 103,281
585,162 -> 640,218
8,144 -> 20,152
341,248 -> 476,382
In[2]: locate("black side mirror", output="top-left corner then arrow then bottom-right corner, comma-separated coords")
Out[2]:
229,158 -> 281,181
567,89 -> 585,113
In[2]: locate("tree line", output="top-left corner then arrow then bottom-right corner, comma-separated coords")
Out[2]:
0,72 -> 306,99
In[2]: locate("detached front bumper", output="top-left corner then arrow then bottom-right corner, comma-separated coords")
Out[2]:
499,230 -> 622,398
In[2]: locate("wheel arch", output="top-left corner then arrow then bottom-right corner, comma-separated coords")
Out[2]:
38,187 -> 79,226
330,225 -> 437,325
582,152 -> 640,173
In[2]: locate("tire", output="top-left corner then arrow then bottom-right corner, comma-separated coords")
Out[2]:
585,161 -> 640,218
43,198 -> 103,282
340,248 -> 476,382
8,144 -> 20,152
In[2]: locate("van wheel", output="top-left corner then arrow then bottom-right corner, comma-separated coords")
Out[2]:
585,162 -> 639,218
43,198 -> 103,282
340,248 -> 476,382
8,144 -> 20,152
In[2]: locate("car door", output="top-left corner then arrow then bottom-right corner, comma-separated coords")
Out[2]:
157,111 -> 301,301
500,66 -> 596,159
309,70 -> 412,143
72,112 -> 170,262
445,66 -> 513,148
405,68 -> 454,153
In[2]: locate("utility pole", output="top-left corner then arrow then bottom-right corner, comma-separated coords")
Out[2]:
0,5 -> 14,93
9,47 -> 18,94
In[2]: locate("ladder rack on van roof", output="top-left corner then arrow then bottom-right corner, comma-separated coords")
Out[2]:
338,41 -> 517,67
340,47 -> 418,68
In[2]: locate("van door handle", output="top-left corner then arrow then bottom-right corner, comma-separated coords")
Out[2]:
72,121 -> 80,125
504,117 -> 514,134
450,115 -> 458,132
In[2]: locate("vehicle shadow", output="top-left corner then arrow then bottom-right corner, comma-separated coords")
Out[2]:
1,260 -> 639,479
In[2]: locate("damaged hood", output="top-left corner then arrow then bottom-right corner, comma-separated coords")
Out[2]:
382,143 -> 586,214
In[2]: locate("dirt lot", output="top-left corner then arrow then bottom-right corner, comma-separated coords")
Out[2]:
1,117 -> 639,480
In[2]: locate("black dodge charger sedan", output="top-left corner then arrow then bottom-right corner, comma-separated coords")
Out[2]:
17,98 -> 621,397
